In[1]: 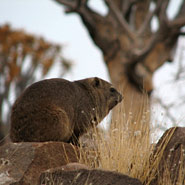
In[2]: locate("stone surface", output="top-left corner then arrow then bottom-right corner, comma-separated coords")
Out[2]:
0,141 -> 79,185
149,127 -> 185,185
44,162 -> 90,172
40,168 -> 142,185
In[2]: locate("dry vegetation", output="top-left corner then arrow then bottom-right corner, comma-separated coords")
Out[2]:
79,93 -> 185,185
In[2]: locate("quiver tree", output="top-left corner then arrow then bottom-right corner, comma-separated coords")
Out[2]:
54,0 -> 185,120
0,24 -> 72,141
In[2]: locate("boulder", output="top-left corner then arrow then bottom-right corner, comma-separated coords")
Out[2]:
40,168 -> 142,185
149,127 -> 185,185
0,141 -> 79,185
47,162 -> 90,171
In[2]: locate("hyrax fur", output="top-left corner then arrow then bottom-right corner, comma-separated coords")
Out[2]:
10,77 -> 122,144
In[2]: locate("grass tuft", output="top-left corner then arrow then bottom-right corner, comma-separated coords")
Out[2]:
79,94 -> 185,185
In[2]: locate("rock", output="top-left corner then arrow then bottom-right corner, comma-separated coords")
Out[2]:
149,127 -> 185,185
0,142 -> 79,185
40,168 -> 142,185
50,162 -> 90,171
41,162 -> 89,175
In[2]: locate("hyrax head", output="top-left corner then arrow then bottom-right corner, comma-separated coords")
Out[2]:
78,77 -> 123,121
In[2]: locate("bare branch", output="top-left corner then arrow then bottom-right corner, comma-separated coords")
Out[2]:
54,0 -> 76,10
165,1 -> 185,34
121,0 -> 139,18
105,0 -> 137,42
157,0 -> 169,22
54,0 -> 88,13
54,0 -> 103,33
54,0 -> 117,54
137,0 -> 163,36
175,0 -> 185,19
134,0 -> 175,60
169,17 -> 185,28
137,11 -> 155,36
133,33 -> 159,60
121,0 -> 131,16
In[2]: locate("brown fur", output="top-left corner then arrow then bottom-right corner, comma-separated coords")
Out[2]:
10,77 -> 122,144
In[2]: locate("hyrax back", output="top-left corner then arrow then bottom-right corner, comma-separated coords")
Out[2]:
10,77 -> 122,144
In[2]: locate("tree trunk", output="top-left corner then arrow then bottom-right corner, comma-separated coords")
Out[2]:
107,58 -> 149,119
105,39 -> 176,120
54,0 -> 185,121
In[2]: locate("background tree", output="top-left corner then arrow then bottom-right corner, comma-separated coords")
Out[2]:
0,24 -> 72,141
54,0 -> 185,121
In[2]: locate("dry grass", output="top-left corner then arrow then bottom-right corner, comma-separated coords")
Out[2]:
79,94 -> 185,185
79,95 -> 152,182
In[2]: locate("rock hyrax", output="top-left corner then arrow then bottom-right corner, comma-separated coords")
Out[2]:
10,77 -> 122,144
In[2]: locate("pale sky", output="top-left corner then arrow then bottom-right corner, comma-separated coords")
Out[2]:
0,0 -> 109,81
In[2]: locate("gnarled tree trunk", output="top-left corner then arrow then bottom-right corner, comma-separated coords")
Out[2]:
54,0 -> 185,120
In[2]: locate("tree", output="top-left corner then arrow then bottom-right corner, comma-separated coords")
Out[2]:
0,24 -> 72,141
54,0 -> 185,120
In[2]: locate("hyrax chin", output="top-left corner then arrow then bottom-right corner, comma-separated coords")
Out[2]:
10,77 -> 122,144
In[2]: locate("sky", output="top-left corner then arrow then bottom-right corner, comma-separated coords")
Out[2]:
0,0 -> 185,131
0,0 -> 109,81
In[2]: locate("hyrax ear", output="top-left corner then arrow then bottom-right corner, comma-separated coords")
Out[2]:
93,77 -> 100,87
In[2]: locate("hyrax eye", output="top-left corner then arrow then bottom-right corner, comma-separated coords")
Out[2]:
110,88 -> 116,93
